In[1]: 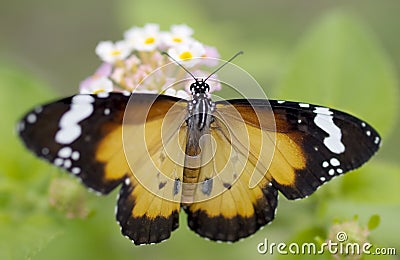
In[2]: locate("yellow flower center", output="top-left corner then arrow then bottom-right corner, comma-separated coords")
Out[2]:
144,37 -> 155,44
179,51 -> 193,60
110,50 -> 121,56
172,37 -> 182,43
93,88 -> 105,94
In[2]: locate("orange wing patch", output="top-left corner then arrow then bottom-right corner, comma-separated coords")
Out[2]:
96,125 -> 129,183
117,95 -> 187,245
268,132 -> 306,186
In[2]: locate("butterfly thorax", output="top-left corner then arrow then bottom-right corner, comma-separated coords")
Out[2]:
187,79 -> 215,131
187,93 -> 214,131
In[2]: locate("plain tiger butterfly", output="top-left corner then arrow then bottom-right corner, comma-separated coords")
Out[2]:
17,53 -> 381,245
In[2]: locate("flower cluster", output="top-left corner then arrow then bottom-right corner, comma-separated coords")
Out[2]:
80,24 -> 221,98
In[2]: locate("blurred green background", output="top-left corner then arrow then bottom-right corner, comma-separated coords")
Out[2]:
1,0 -> 399,259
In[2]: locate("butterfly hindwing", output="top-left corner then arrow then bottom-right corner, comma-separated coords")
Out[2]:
117,176 -> 181,245
116,94 -> 187,245
185,180 -> 277,242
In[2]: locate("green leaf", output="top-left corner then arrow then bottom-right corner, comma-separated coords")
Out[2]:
368,214 -> 380,231
276,11 -> 398,137
0,64 -> 56,178
0,212 -> 62,259
116,0 -> 219,45
0,63 -> 61,259
340,161 -> 400,204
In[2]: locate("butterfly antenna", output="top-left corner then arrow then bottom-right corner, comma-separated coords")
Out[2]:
204,51 -> 244,82
162,51 -> 197,81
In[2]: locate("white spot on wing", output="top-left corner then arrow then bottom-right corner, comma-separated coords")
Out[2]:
374,136 -> 380,144
55,95 -> 95,144
71,151 -> 80,161
104,108 -> 110,115
328,169 -> 335,176
34,106 -> 43,113
58,147 -> 72,158
27,114 -> 37,124
299,103 -> 310,108
320,176 -> 326,182
330,158 -> 340,166
63,159 -> 72,168
313,107 -> 345,154
366,130 -> 371,136
313,107 -> 333,115
337,168 -> 343,174
322,161 -> 329,168
277,100 -> 285,104
54,158 -> 63,166
71,167 -> 81,174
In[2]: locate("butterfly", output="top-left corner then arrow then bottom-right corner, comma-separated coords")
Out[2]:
17,61 -> 381,245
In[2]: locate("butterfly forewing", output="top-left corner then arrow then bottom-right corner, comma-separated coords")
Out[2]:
18,93 -> 130,194
219,99 -> 381,199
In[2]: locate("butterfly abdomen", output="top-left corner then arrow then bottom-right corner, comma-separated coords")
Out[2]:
182,127 -> 205,204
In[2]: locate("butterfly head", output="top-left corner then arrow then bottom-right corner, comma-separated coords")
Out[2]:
190,79 -> 210,95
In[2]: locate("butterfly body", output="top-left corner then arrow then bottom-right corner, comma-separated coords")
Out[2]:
183,80 -> 215,203
18,81 -> 381,245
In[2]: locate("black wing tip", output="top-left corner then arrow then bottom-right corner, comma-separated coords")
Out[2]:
269,100 -> 382,200
275,143 -> 381,201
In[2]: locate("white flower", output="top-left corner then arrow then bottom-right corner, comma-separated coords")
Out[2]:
164,88 -> 190,100
124,23 -> 160,51
80,77 -> 113,94
176,90 -> 191,99
171,24 -> 193,36
83,23 -> 223,96
162,24 -> 194,47
95,41 -> 131,63
167,41 -> 206,67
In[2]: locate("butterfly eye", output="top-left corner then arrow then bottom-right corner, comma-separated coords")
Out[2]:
204,82 -> 210,93
189,83 -> 197,93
